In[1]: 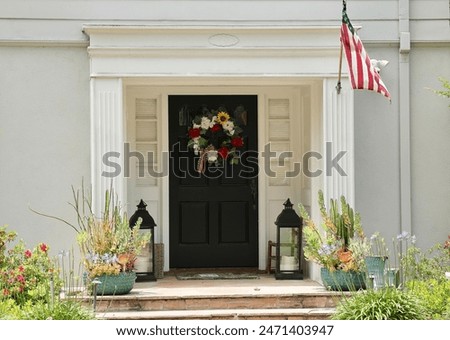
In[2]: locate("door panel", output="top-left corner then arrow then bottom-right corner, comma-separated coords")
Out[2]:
169,95 -> 258,268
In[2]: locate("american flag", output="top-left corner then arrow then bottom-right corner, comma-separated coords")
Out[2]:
340,2 -> 391,100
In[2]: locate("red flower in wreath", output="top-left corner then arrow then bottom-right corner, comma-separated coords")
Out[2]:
187,107 -> 246,172
218,147 -> 229,159
231,137 -> 244,148
188,128 -> 201,139
211,124 -> 221,133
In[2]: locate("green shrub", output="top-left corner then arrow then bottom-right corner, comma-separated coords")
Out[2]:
0,299 -> 94,320
0,299 -> 23,320
401,243 -> 450,283
22,300 -> 95,320
407,279 -> 450,320
430,77 -> 450,106
332,288 -> 426,320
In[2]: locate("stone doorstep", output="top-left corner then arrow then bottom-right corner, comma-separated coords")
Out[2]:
96,307 -> 336,320
82,275 -> 345,315
92,295 -> 340,313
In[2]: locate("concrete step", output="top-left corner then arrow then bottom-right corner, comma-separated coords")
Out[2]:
82,275 -> 341,320
93,293 -> 339,313
96,307 -> 335,320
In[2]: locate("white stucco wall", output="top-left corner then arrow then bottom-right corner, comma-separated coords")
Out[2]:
354,46 -> 402,245
352,2 -> 450,251
410,46 -> 450,250
0,46 -> 90,255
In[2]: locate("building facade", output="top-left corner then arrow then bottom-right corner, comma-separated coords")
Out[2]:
1,1 -> 449,280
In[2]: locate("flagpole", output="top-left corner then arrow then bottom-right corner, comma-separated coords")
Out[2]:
336,0 -> 345,94
336,40 -> 343,94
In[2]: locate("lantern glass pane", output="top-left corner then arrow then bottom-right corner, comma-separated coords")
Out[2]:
279,227 -> 299,272
134,229 -> 153,273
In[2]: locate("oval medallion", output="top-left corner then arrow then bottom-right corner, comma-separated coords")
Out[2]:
208,34 -> 239,47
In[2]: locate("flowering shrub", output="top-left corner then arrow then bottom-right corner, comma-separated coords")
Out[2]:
0,225 -> 61,305
401,238 -> 450,283
0,226 -> 94,319
31,183 -> 151,282
187,106 -> 245,171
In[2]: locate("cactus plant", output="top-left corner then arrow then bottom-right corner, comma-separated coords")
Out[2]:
300,190 -> 366,272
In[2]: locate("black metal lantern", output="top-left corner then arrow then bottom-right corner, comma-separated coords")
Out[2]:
274,198 -> 303,280
129,199 -> 157,282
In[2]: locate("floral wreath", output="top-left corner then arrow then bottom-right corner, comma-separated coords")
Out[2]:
187,109 -> 244,172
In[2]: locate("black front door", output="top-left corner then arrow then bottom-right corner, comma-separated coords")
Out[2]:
169,95 -> 258,268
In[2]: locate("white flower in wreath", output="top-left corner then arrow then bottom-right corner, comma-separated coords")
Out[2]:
193,143 -> 200,155
223,121 -> 235,135
209,115 -> 218,128
192,122 -> 201,129
207,150 -> 218,163
201,116 -> 211,130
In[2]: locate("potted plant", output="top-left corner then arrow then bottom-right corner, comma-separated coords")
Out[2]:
299,190 -> 368,291
32,183 -> 151,295
75,189 -> 151,295
365,232 -> 389,289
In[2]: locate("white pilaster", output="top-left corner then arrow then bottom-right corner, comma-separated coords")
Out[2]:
399,0 -> 412,235
90,78 -> 125,214
322,78 -> 355,206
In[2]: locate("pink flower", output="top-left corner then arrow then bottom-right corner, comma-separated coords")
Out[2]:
2,288 -> 10,296
16,274 -> 25,283
18,265 -> 24,272
39,243 -> 48,252
24,249 -> 32,258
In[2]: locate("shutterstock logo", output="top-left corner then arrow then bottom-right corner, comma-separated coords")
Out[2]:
101,142 -> 347,179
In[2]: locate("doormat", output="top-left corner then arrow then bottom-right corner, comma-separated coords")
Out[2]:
176,272 -> 260,280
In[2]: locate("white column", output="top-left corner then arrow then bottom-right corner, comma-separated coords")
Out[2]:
322,78 -> 355,206
90,78 -> 125,215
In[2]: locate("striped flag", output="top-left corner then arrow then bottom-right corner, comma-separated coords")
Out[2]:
340,2 -> 391,100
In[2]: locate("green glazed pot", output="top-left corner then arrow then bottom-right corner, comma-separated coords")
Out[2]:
364,256 -> 387,288
93,271 -> 137,295
320,267 -> 366,291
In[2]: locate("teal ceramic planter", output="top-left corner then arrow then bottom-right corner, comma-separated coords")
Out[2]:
94,271 -> 137,295
386,268 -> 400,288
365,256 -> 387,288
320,267 -> 366,291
